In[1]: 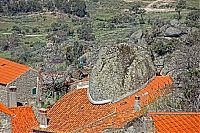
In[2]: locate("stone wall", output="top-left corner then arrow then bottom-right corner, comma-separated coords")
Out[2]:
8,69 -> 38,105
0,86 -> 8,107
0,112 -> 12,133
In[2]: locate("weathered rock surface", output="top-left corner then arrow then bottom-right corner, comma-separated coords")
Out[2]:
89,43 -> 155,101
170,19 -> 180,27
129,29 -> 147,46
165,27 -> 183,37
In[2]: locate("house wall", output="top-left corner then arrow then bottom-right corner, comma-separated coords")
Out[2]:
0,85 -> 8,107
77,81 -> 89,89
8,69 -> 38,105
0,112 -> 12,133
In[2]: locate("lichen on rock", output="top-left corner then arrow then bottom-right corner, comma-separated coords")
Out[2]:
89,43 -> 155,101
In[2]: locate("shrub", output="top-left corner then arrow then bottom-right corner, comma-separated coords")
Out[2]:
12,25 -> 21,33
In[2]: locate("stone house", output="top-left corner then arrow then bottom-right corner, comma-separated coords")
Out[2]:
0,58 -> 38,107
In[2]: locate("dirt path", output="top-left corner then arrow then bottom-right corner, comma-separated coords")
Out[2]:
25,34 -> 47,37
144,8 -> 175,12
146,0 -> 164,8
123,0 -> 175,12
123,0 -> 137,2
144,0 -> 175,12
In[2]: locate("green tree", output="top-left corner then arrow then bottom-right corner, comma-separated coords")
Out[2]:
69,0 -> 87,17
175,0 -> 186,20
187,10 -> 200,21
62,1 -> 70,13
12,25 -> 21,33
32,27 -> 40,33
77,23 -> 95,41
130,3 -> 146,24
0,2 -> 4,12
45,0 -> 55,11
131,3 -> 141,14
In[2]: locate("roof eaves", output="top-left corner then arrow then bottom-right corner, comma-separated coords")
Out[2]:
0,103 -> 15,116
148,112 -> 200,116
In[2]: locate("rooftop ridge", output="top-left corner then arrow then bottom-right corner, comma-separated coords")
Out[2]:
9,105 -> 33,109
148,112 -> 200,115
114,76 -> 172,102
113,76 -> 156,102
0,102 -> 15,116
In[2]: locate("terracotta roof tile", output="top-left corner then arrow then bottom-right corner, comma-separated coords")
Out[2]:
38,76 -> 172,132
47,89 -> 115,132
0,102 -> 14,115
0,58 -> 30,85
82,76 -> 173,133
149,112 -> 200,133
10,106 -> 39,133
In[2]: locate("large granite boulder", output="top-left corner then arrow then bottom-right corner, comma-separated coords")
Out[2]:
89,43 -> 155,101
165,27 -> 183,37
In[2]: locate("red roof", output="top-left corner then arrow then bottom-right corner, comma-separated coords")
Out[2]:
37,76 -> 173,132
10,106 -> 39,133
82,76 -> 173,132
149,112 -> 200,133
0,102 -> 14,116
47,89 -> 115,132
0,58 -> 30,85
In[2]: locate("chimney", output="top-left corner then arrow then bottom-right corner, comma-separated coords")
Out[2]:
37,66 -> 43,108
134,96 -> 141,112
9,86 -> 17,107
39,108 -> 48,128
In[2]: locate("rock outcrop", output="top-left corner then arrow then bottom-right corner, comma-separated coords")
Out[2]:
165,27 -> 184,37
89,43 -> 155,101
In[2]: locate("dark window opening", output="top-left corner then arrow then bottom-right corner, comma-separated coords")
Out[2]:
32,87 -> 37,95
17,102 -> 23,106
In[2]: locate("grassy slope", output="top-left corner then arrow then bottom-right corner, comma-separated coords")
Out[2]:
0,0 -> 199,60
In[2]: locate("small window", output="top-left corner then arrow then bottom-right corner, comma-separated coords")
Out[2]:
32,87 -> 37,95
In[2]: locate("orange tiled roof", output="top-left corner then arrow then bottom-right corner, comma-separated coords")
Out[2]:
82,76 -> 173,132
149,112 -> 200,133
40,76 -> 173,132
0,102 -> 14,116
10,106 -> 39,133
0,58 -> 30,85
47,89 -> 115,132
